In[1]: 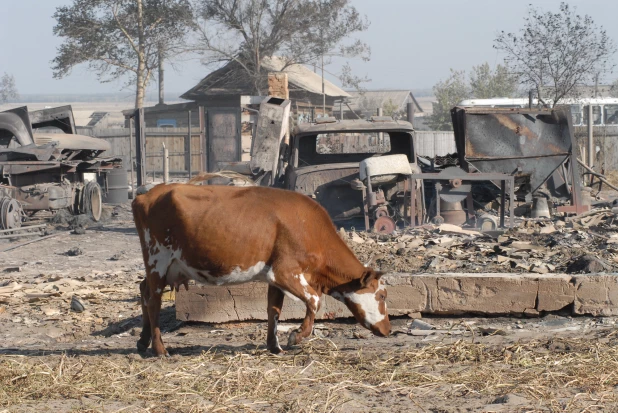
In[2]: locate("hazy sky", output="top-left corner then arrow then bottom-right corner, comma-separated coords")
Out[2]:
1,0 -> 617,97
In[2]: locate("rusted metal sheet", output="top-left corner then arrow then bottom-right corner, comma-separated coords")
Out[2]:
451,107 -> 574,197
250,97 -> 290,182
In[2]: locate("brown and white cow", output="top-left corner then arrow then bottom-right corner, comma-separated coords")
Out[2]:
132,179 -> 390,356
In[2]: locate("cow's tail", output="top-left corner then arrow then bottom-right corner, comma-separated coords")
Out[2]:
188,171 -> 256,186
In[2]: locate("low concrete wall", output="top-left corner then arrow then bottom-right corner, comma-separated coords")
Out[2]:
176,273 -> 618,323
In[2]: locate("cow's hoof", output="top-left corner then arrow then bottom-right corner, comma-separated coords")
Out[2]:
268,345 -> 285,355
136,340 -> 150,353
287,331 -> 298,348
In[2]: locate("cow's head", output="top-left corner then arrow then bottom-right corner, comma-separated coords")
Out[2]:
332,269 -> 391,337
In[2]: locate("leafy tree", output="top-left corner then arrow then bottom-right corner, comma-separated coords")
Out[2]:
494,2 -> 615,106
52,0 -> 193,108
469,63 -> 517,99
192,0 -> 369,95
427,70 -> 468,131
0,73 -> 18,103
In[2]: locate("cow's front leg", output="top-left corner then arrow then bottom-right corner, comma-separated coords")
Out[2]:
287,287 -> 321,348
266,285 -> 285,354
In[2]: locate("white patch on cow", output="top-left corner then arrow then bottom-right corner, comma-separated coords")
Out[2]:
266,268 -> 276,283
294,273 -> 318,309
344,282 -> 386,327
309,295 -> 320,310
155,288 -> 161,294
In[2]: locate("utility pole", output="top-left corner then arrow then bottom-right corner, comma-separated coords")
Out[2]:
321,54 -> 325,117
158,45 -> 165,105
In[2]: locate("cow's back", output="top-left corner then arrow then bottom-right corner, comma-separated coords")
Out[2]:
132,184 -> 337,278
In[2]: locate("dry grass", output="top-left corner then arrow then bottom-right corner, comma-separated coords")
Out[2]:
1,335 -> 618,412
604,170 -> 618,187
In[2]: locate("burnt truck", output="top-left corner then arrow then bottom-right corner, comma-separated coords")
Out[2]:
285,118 -> 423,232
0,105 -> 121,229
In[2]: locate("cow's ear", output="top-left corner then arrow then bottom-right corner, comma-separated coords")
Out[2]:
360,270 -> 384,287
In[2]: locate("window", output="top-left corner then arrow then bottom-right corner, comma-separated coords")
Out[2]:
604,105 -> 618,125
316,132 -> 391,154
583,106 -> 602,125
297,131 -> 413,166
570,105 -> 582,126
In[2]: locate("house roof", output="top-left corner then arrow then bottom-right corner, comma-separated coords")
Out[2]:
345,90 -> 423,116
181,56 -> 350,101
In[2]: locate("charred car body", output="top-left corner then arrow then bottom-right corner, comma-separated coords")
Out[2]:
284,117 -> 422,232
0,106 -> 121,229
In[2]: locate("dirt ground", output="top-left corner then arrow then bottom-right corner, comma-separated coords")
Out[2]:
2,205 -> 618,412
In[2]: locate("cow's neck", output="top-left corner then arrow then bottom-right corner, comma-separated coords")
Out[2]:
319,236 -> 366,291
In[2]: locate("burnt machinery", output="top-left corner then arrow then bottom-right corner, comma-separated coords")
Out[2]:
451,106 -> 585,215
0,106 -> 121,229
352,154 -> 413,234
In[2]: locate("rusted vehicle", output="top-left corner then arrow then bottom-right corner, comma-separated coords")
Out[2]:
284,117 -> 421,232
0,106 -> 121,229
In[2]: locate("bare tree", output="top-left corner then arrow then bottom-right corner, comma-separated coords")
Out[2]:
52,0 -> 193,108
0,73 -> 18,103
192,0 -> 369,95
494,2 -> 615,106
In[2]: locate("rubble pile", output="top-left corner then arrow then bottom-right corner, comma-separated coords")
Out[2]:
343,208 -> 618,274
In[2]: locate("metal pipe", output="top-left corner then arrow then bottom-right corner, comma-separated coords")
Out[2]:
162,143 -> 169,184
0,224 -> 46,234
587,104 -> 594,174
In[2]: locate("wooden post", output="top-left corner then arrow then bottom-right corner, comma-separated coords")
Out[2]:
186,110 -> 192,178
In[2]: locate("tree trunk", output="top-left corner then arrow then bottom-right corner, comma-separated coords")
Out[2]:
135,0 -> 146,109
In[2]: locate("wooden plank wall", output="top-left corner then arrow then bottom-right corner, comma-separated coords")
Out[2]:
88,128 -> 203,175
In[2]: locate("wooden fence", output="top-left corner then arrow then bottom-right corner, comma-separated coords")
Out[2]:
81,128 -> 203,176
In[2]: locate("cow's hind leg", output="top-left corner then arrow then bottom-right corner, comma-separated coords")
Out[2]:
266,285 -> 285,354
147,278 -> 168,357
137,279 -> 152,352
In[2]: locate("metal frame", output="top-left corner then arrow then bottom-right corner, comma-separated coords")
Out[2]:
409,172 -> 515,229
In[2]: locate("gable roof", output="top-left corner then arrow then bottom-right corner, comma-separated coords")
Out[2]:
345,90 -> 423,116
181,56 -> 350,101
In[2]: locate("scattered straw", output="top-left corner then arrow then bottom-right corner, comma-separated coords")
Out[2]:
1,335 -> 617,412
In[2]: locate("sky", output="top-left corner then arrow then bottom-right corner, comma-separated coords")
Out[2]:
1,0 -> 617,98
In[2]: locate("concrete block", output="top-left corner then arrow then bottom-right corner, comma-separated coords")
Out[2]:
573,275 -> 618,316
176,273 -> 618,323
176,283 -> 351,323
537,275 -> 576,312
